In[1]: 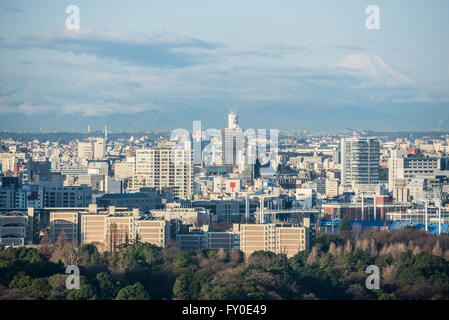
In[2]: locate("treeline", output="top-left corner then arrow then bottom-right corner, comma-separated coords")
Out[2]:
1,228 -> 449,300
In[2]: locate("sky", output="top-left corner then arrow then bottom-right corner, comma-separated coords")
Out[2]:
0,0 -> 448,132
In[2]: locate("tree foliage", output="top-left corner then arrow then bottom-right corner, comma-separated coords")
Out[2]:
1,228 -> 449,300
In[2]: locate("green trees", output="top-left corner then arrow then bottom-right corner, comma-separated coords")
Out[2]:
338,217 -> 352,238
116,283 -> 150,300
95,272 -> 122,299
172,272 -> 191,299
1,228 -> 449,300
66,277 -> 96,300
116,242 -> 164,271
341,248 -> 374,273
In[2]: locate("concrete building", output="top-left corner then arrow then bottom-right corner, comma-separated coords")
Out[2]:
392,178 -> 409,203
388,149 -> 439,191
45,185 -> 92,208
0,187 -> 15,208
0,208 -> 36,246
130,147 -> 193,200
96,188 -> 169,212
321,197 -> 412,220
49,205 -> 170,249
0,153 -> 18,174
49,209 -> 80,244
78,138 -> 105,161
176,228 -> 238,251
238,223 -> 309,258
341,137 -> 380,187
114,160 -> 135,180
325,179 -> 340,198
151,202 -> 210,226
222,112 -> 244,168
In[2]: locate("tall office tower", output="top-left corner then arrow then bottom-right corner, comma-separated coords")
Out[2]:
130,147 -> 193,200
388,148 -> 439,191
222,112 -> 244,168
341,137 -> 380,187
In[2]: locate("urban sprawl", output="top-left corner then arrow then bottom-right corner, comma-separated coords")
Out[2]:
1,112 -> 449,260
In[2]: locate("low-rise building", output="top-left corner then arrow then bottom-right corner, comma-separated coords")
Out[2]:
49,204 -> 169,250
238,223 -> 309,258
0,208 -> 36,246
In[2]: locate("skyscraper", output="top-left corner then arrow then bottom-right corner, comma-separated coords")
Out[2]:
341,137 -> 380,187
222,112 -> 244,168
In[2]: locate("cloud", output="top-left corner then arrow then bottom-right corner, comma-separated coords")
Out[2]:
18,28 -> 221,68
0,98 -> 160,117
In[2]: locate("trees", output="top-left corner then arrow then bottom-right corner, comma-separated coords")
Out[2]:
2,231 -> 449,300
95,272 -> 121,300
116,282 -> 150,300
173,272 -> 191,299
338,217 -> 352,238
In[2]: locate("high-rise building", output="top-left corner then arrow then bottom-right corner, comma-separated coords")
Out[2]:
341,137 -> 380,187
130,147 -> 193,200
222,112 -> 244,168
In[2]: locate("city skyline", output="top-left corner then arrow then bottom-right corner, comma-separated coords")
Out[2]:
1,1 -> 449,132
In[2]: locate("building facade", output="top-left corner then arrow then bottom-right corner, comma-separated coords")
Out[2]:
130,147 -> 193,200
341,137 -> 380,187
238,223 -> 309,258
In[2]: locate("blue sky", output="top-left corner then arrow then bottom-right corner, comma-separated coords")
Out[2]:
0,0 -> 448,132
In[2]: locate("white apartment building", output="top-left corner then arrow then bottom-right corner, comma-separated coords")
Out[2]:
130,147 -> 193,200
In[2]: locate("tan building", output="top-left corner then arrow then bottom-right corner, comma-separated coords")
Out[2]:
275,226 -> 308,257
238,223 -> 309,258
114,161 -> 135,180
136,218 -> 169,247
49,204 -> 169,249
325,179 -> 340,198
392,178 -> 409,203
50,209 -> 80,244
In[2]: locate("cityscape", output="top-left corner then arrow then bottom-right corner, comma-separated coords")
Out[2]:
1,1 -> 449,305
